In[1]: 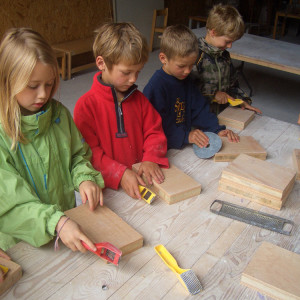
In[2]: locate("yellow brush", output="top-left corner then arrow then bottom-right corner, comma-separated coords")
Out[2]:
213,98 -> 244,106
154,244 -> 203,295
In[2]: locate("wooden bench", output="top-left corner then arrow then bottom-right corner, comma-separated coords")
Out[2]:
52,37 -> 95,80
54,49 -> 66,80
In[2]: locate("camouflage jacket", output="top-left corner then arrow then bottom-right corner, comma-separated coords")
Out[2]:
192,37 -> 251,114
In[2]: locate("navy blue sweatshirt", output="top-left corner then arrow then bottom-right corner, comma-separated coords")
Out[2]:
143,68 -> 225,149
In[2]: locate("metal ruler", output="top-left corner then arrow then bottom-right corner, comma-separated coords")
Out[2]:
210,200 -> 294,235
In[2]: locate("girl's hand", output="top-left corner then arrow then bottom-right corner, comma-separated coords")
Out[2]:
79,181 -> 103,211
0,249 -> 10,260
218,129 -> 239,143
120,169 -> 146,199
138,161 -> 164,185
56,216 -> 96,253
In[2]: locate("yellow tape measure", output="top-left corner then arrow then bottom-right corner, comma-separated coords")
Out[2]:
139,185 -> 156,204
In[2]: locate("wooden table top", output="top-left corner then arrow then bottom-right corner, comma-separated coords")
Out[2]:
193,27 -> 300,75
3,115 -> 300,299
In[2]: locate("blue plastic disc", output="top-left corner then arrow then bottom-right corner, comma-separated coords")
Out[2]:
193,132 -> 222,159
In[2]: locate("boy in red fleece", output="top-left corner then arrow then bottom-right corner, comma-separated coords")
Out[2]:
74,22 -> 169,199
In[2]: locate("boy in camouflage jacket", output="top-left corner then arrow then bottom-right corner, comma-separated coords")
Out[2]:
192,4 -> 262,115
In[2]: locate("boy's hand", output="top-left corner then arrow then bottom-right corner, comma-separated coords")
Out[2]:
79,180 -> 103,211
56,216 -> 96,253
241,101 -> 262,114
214,91 -> 230,104
120,169 -> 146,199
189,129 -> 209,148
138,161 -> 164,185
218,129 -> 239,143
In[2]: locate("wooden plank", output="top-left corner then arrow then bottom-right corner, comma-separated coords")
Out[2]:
132,163 -> 201,204
217,107 -> 255,130
65,204 -> 143,256
214,136 -> 267,162
218,154 -> 296,210
241,242 -> 300,300
0,258 -> 22,296
292,149 -> 300,180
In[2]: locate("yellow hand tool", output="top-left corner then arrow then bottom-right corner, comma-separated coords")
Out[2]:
0,264 -> 9,278
138,185 -> 156,204
213,98 -> 244,106
154,244 -> 203,295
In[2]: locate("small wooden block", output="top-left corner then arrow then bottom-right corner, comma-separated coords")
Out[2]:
292,149 -> 300,180
132,163 -> 201,204
65,204 -> 143,256
241,242 -> 300,300
218,154 -> 296,210
214,136 -> 267,162
0,258 -> 22,296
217,106 -> 255,130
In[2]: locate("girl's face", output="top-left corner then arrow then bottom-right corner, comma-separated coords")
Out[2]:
16,62 -> 55,115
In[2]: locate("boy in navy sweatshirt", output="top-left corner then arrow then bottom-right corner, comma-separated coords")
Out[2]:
143,24 -> 239,150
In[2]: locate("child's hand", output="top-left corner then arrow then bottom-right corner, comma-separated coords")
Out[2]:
214,91 -> 230,104
56,216 -> 96,253
241,101 -> 262,114
79,181 -> 103,211
138,161 -> 164,185
218,129 -> 239,143
120,169 -> 146,199
0,249 -> 10,260
189,129 -> 209,148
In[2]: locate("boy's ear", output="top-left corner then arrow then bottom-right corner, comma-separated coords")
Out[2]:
96,56 -> 106,71
159,52 -> 168,65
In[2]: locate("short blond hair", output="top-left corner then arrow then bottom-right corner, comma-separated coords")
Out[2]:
206,4 -> 244,40
93,22 -> 149,70
160,24 -> 198,59
0,28 -> 59,149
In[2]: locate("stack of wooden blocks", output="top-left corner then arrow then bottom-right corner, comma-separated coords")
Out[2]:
218,154 -> 297,210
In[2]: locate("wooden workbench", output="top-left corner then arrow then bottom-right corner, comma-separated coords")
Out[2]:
2,114 -> 300,299
192,27 -> 300,76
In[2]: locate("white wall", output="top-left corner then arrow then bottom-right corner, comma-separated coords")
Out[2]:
114,0 -> 164,44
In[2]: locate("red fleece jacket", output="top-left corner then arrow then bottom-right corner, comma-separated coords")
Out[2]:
74,72 -> 169,190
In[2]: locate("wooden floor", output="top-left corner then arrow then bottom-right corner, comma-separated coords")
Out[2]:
3,114 -> 300,299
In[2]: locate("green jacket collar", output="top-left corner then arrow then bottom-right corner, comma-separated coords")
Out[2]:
199,37 -> 224,58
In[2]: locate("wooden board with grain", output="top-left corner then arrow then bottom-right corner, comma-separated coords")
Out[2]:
218,154 -> 296,209
241,242 -> 300,300
0,258 -> 22,296
214,136 -> 267,162
292,149 -> 300,180
132,163 -> 201,204
65,204 -> 143,256
217,106 -> 255,130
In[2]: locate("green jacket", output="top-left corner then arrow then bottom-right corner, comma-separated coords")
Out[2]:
0,100 -> 104,251
192,37 -> 251,114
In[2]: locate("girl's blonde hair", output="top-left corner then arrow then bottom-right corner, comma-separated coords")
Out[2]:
206,4 -> 245,40
0,28 -> 59,149
160,25 -> 198,59
93,22 -> 149,70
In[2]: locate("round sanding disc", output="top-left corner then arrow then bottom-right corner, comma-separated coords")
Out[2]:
193,132 -> 222,159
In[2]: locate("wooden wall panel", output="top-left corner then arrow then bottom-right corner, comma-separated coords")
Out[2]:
0,0 -> 113,44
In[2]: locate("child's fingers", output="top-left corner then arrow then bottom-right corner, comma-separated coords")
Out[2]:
80,237 -> 96,253
0,249 -> 11,260
99,189 -> 104,206
79,189 -> 87,205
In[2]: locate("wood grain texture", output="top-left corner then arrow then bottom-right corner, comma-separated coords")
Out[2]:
214,136 -> 267,162
292,149 -> 300,180
217,107 -> 255,130
0,258 -> 22,296
241,242 -> 300,300
65,204 -> 143,256
3,115 -> 300,300
132,163 -> 201,204
218,154 -> 296,209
